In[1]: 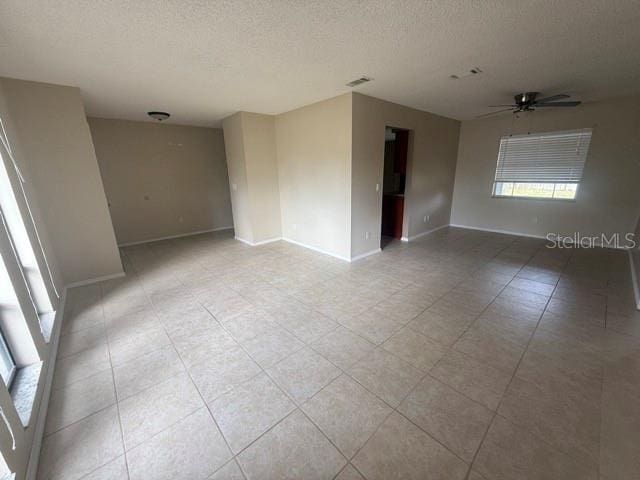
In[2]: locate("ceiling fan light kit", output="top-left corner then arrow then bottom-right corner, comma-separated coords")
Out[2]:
479,92 -> 581,118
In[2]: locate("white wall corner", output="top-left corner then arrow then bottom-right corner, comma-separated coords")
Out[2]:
248,236 -> 282,246
350,248 -> 381,262
234,236 -> 255,246
282,237 -> 351,262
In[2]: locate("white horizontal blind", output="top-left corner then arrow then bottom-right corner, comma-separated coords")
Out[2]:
494,128 -> 592,183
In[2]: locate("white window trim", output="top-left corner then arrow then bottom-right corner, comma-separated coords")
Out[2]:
0,119 -> 59,310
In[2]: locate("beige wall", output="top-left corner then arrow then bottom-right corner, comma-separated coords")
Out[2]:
351,93 -> 461,257
222,93 -> 459,261
222,113 -> 253,242
222,112 -> 281,244
0,78 -> 121,286
89,118 -> 233,245
451,96 -> 640,242
275,94 -> 352,260
241,113 -> 282,242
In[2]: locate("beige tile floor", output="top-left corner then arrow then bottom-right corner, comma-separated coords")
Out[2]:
38,227 -> 640,480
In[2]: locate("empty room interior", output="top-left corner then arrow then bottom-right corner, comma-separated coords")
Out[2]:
1,1 -> 640,479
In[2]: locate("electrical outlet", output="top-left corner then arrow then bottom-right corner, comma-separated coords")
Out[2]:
365,231 -> 370,240
423,215 -> 430,223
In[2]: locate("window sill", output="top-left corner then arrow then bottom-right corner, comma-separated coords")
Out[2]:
491,195 -> 577,203
9,362 -> 42,427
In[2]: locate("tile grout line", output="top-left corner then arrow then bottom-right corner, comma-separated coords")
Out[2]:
317,239 -> 507,472
400,234 -> 559,478
299,261 -> 480,472
142,238 -> 358,477
98,277 -> 132,480
127,240 -> 291,478
294,232 -> 534,473
184,242 -> 461,475
136,230 -> 555,478
491,250 -> 614,472
388,236 -> 530,477
123,245 -> 245,478
462,244 -> 571,479
199,300 -> 352,474
185,242 -> 463,476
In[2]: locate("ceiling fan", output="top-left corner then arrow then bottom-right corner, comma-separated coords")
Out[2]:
478,92 -> 581,118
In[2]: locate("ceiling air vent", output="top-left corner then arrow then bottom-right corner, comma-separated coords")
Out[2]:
450,67 -> 483,80
346,76 -> 372,87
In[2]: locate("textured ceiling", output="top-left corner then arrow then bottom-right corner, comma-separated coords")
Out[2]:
1,0 -> 639,127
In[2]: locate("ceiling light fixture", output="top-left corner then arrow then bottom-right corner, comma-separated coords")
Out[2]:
147,111 -> 170,121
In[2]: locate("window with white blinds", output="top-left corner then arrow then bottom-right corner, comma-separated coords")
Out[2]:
492,128 -> 592,200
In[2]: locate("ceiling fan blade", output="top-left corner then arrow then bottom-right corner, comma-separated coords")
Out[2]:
476,108 -> 514,118
535,94 -> 570,103
535,101 -> 581,107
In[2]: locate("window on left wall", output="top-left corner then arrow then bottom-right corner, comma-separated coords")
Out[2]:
0,113 -> 50,431
0,117 -> 58,341
0,329 -> 15,387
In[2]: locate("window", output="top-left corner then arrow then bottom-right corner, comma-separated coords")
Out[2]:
0,331 -> 15,386
492,128 -> 592,200
0,113 -> 49,428
0,116 -> 58,343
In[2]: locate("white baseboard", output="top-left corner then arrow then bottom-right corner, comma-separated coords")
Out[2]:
448,223 -> 547,240
351,248 -> 381,262
118,226 -> 233,247
401,224 -> 450,242
629,250 -> 640,310
252,237 -> 282,246
26,290 -> 68,480
235,236 -> 282,247
65,271 -> 125,289
449,223 -> 633,250
281,237 -> 351,262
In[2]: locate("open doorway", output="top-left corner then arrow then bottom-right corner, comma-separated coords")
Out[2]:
380,127 -> 409,249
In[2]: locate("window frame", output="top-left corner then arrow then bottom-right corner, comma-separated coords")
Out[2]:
0,329 -> 16,387
0,119 -> 59,312
491,181 -> 580,202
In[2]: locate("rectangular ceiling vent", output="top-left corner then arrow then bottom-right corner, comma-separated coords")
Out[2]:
450,67 -> 483,80
346,76 -> 372,87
